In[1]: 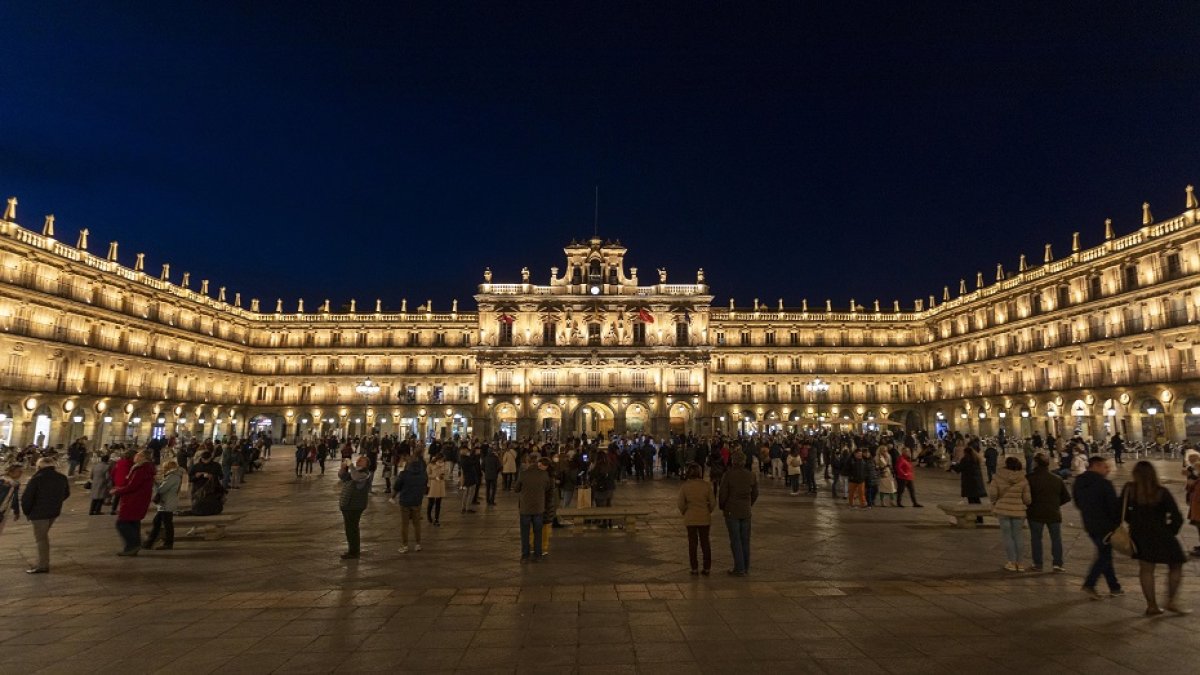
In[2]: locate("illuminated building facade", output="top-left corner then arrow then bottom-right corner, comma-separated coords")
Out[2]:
2,189 -> 1199,449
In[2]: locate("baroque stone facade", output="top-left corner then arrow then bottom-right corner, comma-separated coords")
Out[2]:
2,190 -> 1199,449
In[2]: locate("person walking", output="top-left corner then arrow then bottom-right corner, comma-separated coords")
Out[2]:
678,462 -> 715,575
876,450 -> 897,506
111,451 -> 156,556
846,449 -> 869,508
894,450 -> 922,507
394,451 -> 427,554
952,445 -> 988,524
718,450 -> 758,576
426,455 -> 447,526
501,446 -> 517,491
109,449 -> 134,515
0,465 -> 23,536
989,456 -> 1032,571
1122,461 -> 1189,615
143,460 -> 182,550
513,453 -> 554,563
337,455 -> 372,559
1073,455 -> 1124,599
20,458 -> 69,574
1026,453 -> 1071,572
88,454 -> 111,515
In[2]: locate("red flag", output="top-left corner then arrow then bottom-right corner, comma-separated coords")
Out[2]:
637,308 -> 654,323
499,313 -> 515,324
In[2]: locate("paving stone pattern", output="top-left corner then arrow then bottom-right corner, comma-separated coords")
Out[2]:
0,450 -> 1196,674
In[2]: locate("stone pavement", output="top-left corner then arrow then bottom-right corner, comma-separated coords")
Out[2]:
0,450 -> 1197,674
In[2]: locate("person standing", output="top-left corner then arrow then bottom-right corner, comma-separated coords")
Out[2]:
846,449 -> 869,509
952,445 -> 987,524
0,465 -> 23,536
426,455 -> 447,526
111,451 -> 156,557
338,455 -> 372,559
678,462 -> 715,575
20,458 -> 69,574
87,454 -> 111,515
1122,461 -> 1189,615
1073,456 -> 1124,599
294,444 -> 307,477
718,450 -> 758,577
143,460 -> 182,550
984,444 -> 1000,483
66,438 -> 87,477
786,448 -> 803,496
1026,453 -> 1071,572
459,448 -> 480,514
394,452 -> 427,554
109,449 -> 134,516
513,453 -> 554,563
501,446 -> 517,491
482,446 -> 501,506
1111,432 -> 1125,465
989,457 -> 1032,572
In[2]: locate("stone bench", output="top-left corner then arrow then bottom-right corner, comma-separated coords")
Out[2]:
937,503 -> 994,528
558,507 -> 651,534
144,513 -> 245,540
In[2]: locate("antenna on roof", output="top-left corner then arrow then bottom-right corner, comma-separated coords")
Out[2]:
593,185 -> 599,237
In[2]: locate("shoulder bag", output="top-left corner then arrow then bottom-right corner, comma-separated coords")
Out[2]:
1104,489 -> 1136,557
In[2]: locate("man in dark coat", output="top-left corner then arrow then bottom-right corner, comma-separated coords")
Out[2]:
459,448 -> 481,513
718,450 -> 759,576
1072,455 -> 1123,598
21,458 -> 69,574
1026,453 -> 1072,571
481,446 -> 502,506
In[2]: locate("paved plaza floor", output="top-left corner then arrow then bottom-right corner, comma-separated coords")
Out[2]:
0,450 -> 1196,674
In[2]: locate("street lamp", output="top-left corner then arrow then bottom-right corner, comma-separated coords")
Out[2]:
355,378 -> 381,434
805,378 -> 830,393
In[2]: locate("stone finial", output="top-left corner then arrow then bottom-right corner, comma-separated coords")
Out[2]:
521,267 -> 530,283
1142,202 -> 1153,225
1018,254 -> 1028,271
76,228 -> 89,250
697,268 -> 705,283
658,268 -> 667,283
778,298 -> 783,311
3,197 -> 15,221
996,263 -> 1005,281
322,299 -> 330,313
873,299 -> 880,312
181,272 -> 190,288
1043,243 -> 1053,263
729,298 -> 735,310
630,267 -> 638,284
296,299 -> 304,313
349,299 -> 357,313
375,299 -> 381,312
892,300 -> 900,312
1187,185 -> 1197,209
928,294 -> 936,308
801,298 -> 808,312
483,267 -> 492,283
942,286 -> 950,301
425,299 -> 431,313
233,292 -> 241,307
550,266 -> 558,282
1104,218 -> 1114,241
134,253 -> 145,272
160,263 -> 170,281
42,214 -> 55,237
452,299 -> 458,312
916,298 -> 924,312
219,286 -> 227,302
201,279 -> 209,295
958,279 -> 966,295
825,299 -> 832,312
251,298 -> 260,312
1071,232 -> 1080,252
975,272 -> 983,289
753,298 -> 759,311
275,299 -> 282,313
106,241 -> 118,261
401,299 -> 407,312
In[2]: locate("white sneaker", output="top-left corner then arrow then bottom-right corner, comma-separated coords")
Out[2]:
414,544 -> 422,552
398,545 -> 409,554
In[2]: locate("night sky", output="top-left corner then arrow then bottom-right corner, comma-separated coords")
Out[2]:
2,2 -> 1198,313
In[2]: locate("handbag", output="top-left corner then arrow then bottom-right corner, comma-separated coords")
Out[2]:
575,486 -> 592,508
1104,489 -> 1136,557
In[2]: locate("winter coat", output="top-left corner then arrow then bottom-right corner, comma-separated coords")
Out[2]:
338,465 -> 372,511
113,462 -> 156,521
501,449 -> 517,474
89,461 -> 112,500
877,463 -> 897,494
786,455 -> 803,476
460,454 -> 481,487
846,458 -> 869,483
482,452 -> 502,481
718,466 -> 758,519
513,466 -> 554,516
1073,470 -> 1121,537
895,454 -> 914,482
0,477 -> 19,521
394,461 -> 428,508
426,460 -> 448,498
1026,466 -> 1071,523
110,456 -> 132,491
20,467 -> 70,520
677,478 -> 715,526
953,451 -> 987,500
987,467 -> 1031,518
153,469 -> 183,513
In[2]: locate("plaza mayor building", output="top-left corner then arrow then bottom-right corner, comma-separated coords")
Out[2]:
1,187 -> 1199,450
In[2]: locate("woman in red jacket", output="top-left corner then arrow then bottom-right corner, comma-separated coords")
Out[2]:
111,450 -> 157,556
894,451 -> 923,508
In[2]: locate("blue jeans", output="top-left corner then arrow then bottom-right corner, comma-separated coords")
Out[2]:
520,514 -> 544,558
725,516 -> 751,573
998,516 -> 1024,563
1029,520 -> 1063,567
1084,533 -> 1121,591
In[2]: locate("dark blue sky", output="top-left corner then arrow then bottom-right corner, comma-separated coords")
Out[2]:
2,2 -> 1197,312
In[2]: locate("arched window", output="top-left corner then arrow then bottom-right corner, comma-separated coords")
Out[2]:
588,259 -> 602,284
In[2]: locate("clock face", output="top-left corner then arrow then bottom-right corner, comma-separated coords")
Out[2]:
589,285 -> 600,295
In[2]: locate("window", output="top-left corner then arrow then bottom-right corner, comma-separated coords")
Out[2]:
765,332 -> 775,345
497,371 -> 513,391
890,383 -> 900,400
1031,293 -> 1043,315
408,332 -> 419,346
434,332 -> 446,346
498,321 -> 513,346
675,321 -> 688,346
404,385 -> 417,403
717,384 -> 728,401
588,322 -> 602,346
1089,275 -> 1103,300
841,384 -> 851,401
632,371 -> 647,390
765,357 -> 777,373
1124,265 -> 1139,291
1165,252 -> 1182,280
1057,286 -> 1070,310
674,370 -> 689,389
331,331 -> 342,345
766,384 -> 779,401
274,385 -> 285,401
715,357 -> 726,372
632,323 -> 646,346
741,383 -> 753,401
716,332 -> 725,346
542,370 -> 556,388
608,372 -> 620,388
300,385 -> 312,403
789,332 -> 798,346
255,385 -> 267,402
357,331 -> 368,346
865,383 -> 877,401
740,331 -> 751,345
790,383 -> 803,400
460,357 -> 470,370
543,322 -> 556,346
586,371 -> 601,388
457,385 -> 471,401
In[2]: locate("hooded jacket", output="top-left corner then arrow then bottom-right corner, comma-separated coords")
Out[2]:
394,460 -> 428,507
987,467 -> 1031,518
338,464 -> 372,511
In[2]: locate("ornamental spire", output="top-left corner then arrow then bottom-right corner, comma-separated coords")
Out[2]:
3,197 -> 15,221
1071,232 -> 1080,252
275,299 -> 282,313
975,272 -> 983,289
107,241 -> 118,261
942,286 -> 949,302
181,272 -> 190,288
134,253 -> 145,272
1142,202 -> 1152,225
1187,185 -> 1197,209
76,228 -> 89,250
996,263 -> 1005,281
297,299 -> 305,313
201,279 -> 209,295
1104,218 -> 1114,240
160,263 -> 170,281
958,279 -> 966,295
1043,244 -> 1053,263
219,287 -> 227,302
42,214 -> 54,237
1018,254 -> 1027,271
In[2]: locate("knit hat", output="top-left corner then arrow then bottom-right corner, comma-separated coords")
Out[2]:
731,450 -> 746,467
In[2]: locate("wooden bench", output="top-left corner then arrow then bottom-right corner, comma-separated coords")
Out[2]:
937,503 -> 994,528
558,507 -> 651,534
144,513 -> 245,540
